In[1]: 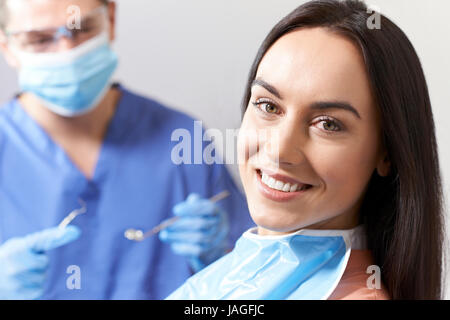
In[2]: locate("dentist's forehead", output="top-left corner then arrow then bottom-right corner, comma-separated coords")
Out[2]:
5,0 -> 99,31
256,27 -> 373,108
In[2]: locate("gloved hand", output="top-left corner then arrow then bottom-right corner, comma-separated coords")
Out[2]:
159,193 -> 230,273
0,226 -> 81,300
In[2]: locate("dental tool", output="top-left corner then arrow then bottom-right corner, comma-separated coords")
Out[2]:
124,190 -> 230,242
58,198 -> 87,229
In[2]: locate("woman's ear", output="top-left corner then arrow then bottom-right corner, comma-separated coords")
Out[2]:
376,151 -> 391,177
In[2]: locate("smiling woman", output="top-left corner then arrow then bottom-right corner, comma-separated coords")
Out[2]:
241,28 -> 382,233
238,0 -> 444,300
167,0 -> 445,301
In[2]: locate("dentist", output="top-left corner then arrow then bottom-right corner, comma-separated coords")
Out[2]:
0,0 -> 253,299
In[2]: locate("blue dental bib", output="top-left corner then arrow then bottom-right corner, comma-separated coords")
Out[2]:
167,226 -> 365,300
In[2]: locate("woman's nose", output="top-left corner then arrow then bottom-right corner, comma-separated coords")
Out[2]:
264,120 -> 306,166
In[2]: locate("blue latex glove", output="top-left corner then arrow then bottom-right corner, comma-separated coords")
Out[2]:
159,193 -> 229,273
0,226 -> 81,300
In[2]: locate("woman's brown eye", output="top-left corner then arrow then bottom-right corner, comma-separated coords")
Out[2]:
316,117 -> 342,132
251,100 -> 280,115
264,103 -> 278,114
322,120 -> 338,131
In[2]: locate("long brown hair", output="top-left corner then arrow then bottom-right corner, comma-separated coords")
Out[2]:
241,0 -> 445,299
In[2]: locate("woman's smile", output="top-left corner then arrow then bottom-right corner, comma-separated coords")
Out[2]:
255,168 -> 313,202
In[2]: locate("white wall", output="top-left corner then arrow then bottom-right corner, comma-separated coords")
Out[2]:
1,0 -> 449,298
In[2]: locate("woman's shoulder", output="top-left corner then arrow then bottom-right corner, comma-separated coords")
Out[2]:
328,249 -> 390,300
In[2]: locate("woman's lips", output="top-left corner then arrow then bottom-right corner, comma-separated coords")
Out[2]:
255,169 -> 312,202
259,168 -> 310,186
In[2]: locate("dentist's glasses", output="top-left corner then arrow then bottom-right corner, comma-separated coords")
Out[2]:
2,6 -> 108,53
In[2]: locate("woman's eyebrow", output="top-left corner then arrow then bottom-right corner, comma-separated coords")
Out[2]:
251,78 -> 361,119
310,101 -> 361,119
252,78 -> 283,99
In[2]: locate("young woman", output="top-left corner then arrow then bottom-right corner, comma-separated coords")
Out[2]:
167,0 -> 445,300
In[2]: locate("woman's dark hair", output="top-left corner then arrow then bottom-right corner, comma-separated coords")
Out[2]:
241,0 -> 445,300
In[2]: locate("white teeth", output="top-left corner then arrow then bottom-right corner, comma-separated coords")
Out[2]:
282,183 -> 291,192
262,173 -> 269,184
260,172 -> 307,193
275,180 -> 284,190
268,177 -> 276,189
261,173 -> 268,184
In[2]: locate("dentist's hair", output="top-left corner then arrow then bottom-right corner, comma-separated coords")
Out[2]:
0,0 -> 109,30
241,0 -> 445,299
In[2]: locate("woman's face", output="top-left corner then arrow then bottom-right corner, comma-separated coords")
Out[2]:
238,27 -> 390,235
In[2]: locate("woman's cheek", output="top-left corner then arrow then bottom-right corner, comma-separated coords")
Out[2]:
238,112 -> 260,191
315,144 -> 376,210
238,111 -> 271,168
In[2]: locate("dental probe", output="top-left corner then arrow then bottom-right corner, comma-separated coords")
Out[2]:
124,190 -> 230,242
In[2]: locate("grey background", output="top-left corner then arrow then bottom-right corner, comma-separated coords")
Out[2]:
1,0 -> 449,297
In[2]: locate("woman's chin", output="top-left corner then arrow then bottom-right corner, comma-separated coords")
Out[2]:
249,210 -> 306,235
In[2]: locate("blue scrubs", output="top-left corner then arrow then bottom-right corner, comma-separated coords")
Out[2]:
0,84 -> 254,299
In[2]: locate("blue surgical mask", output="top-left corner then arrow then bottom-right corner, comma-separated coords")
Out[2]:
14,33 -> 118,117
166,225 -> 366,300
